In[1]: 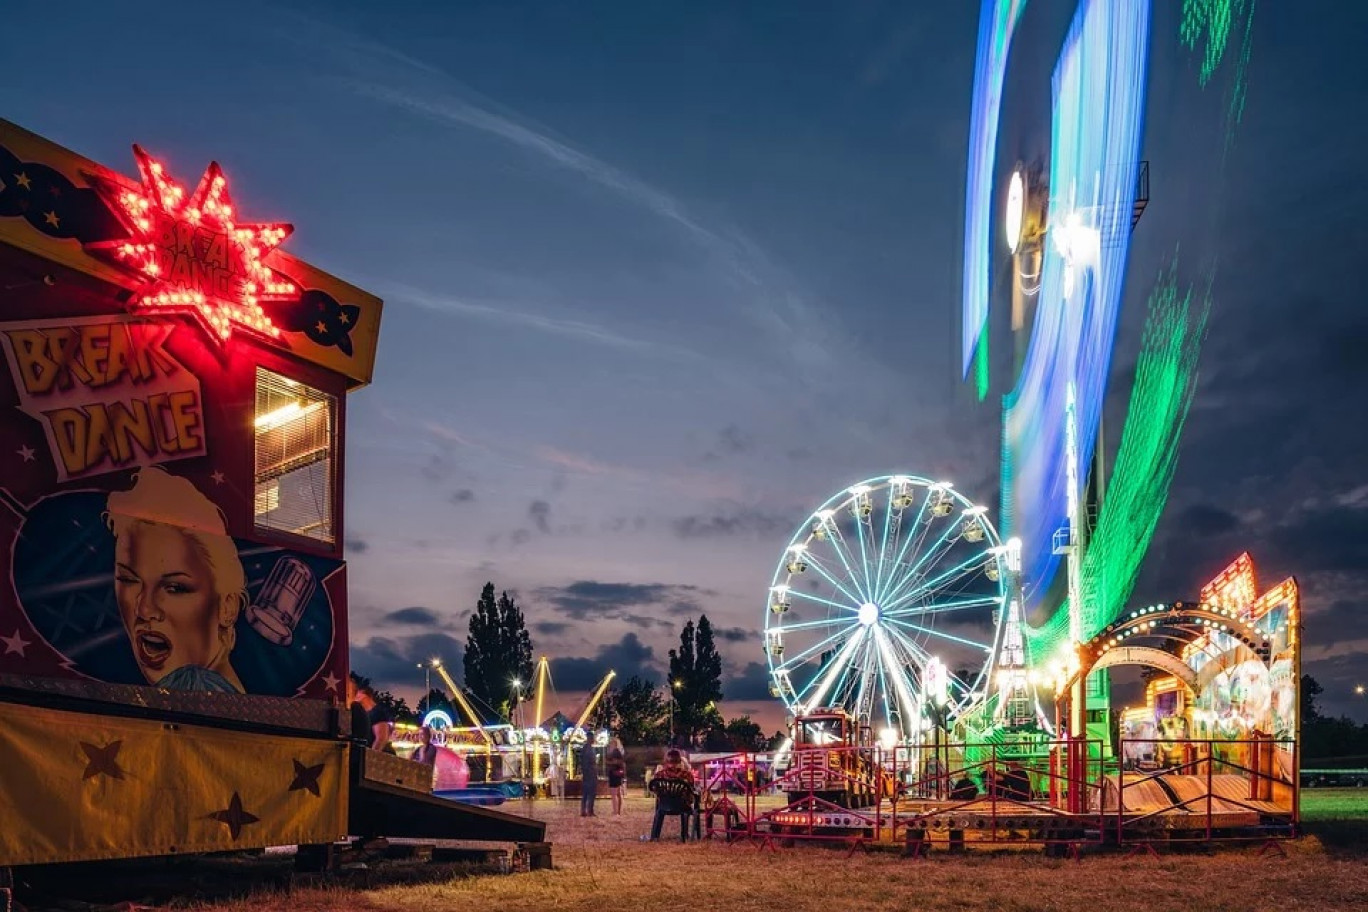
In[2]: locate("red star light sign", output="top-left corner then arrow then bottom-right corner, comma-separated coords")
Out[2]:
88,145 -> 298,343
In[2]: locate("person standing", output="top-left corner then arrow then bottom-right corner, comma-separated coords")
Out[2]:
606,737 -> 627,815
579,737 -> 599,817
412,725 -> 439,765
347,673 -> 395,754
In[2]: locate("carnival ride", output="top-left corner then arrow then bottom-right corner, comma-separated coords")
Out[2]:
394,655 -> 616,799
728,0 -> 1299,854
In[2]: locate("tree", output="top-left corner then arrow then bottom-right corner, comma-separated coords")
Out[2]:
1301,674 -> 1324,722
725,715 -> 764,751
463,583 -> 534,722
668,615 -> 724,743
610,675 -> 669,745
416,688 -> 456,722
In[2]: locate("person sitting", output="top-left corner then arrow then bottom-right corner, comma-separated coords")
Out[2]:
648,749 -> 696,842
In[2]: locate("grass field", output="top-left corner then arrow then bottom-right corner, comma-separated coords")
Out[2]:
19,790 -> 1368,912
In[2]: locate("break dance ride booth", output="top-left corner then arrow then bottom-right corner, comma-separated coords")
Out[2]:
0,119 -> 545,872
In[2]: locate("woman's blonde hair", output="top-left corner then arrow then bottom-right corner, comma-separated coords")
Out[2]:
105,467 -> 247,650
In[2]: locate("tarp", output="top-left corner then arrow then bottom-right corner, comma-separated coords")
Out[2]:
0,700 -> 347,865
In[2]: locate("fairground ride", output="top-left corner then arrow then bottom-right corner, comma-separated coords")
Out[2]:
402,655 -> 615,792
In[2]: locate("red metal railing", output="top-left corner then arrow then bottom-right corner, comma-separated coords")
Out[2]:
1111,737 -> 1297,853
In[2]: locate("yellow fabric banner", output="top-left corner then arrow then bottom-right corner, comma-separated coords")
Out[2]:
0,701 -> 349,865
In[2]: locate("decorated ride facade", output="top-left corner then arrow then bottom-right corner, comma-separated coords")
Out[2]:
0,119 -> 543,870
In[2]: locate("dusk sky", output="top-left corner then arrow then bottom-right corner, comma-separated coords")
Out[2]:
4,1 -> 1365,727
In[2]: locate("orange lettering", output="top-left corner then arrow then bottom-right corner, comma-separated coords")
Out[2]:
108,399 -> 155,463
82,403 -> 117,473
45,407 -> 89,477
79,322 -> 112,387
167,389 -> 202,452
6,330 -> 58,395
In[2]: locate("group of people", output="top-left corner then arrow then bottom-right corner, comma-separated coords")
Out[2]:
577,736 -> 629,816
579,737 -> 700,843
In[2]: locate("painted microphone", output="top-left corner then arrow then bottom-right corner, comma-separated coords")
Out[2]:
246,556 -> 316,646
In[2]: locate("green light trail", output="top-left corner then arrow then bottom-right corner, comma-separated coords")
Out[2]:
1023,255 -> 1212,660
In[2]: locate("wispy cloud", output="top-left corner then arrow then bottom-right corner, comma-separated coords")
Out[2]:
376,281 -> 699,360
275,9 -> 858,379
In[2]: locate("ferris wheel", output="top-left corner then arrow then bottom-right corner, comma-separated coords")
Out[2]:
764,475 -> 1011,743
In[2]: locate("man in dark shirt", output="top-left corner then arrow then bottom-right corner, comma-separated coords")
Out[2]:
347,673 -> 396,754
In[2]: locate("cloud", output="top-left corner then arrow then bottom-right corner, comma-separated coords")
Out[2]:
534,621 -> 571,637
381,282 -> 699,360
1176,503 -> 1242,536
724,661 -> 774,702
670,507 -> 791,540
535,580 -> 713,622
714,626 -> 754,644
350,632 -> 465,690
529,500 -> 552,534
382,606 -> 443,626
510,529 -> 532,547
344,538 -> 369,553
550,633 -> 659,691
450,488 -> 475,505
719,425 -> 752,455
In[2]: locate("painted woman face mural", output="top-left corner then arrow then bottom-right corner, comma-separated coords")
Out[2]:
106,468 -> 246,693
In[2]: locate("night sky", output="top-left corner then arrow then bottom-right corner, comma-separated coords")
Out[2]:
3,1 -> 1365,727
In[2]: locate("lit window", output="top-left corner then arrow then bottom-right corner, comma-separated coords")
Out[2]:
254,368 -> 335,544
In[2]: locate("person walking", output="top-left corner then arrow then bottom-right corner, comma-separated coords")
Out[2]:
579,737 -> 599,817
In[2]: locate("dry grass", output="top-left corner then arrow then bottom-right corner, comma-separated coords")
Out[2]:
180,792 -> 1368,912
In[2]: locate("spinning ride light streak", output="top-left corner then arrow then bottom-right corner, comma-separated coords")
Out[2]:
1000,0 -> 1149,621
763,476 -> 1011,742
961,0 -> 1030,396
1023,260 -> 1210,659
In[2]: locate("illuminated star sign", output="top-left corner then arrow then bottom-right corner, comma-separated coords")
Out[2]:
88,145 -> 298,344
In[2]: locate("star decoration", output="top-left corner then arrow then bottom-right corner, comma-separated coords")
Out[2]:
210,470 -> 225,485
1,629 -> 31,656
86,145 -> 298,345
43,210 -> 60,228
17,445 -> 35,462
207,792 -> 260,840
80,740 -> 125,781
14,171 -> 32,190
321,673 -> 341,693
288,759 -> 325,797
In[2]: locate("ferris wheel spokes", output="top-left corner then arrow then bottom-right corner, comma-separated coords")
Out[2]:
772,625 -> 854,676
882,552 -> 991,614
794,627 -> 867,711
872,483 -> 936,605
798,547 -> 866,608
783,584 -> 859,615
877,508 -> 968,607
886,616 -> 994,653
814,511 -> 871,602
884,593 -> 1002,619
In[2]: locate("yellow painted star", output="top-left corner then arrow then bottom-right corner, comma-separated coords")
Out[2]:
339,311 -> 351,325
315,320 -> 326,334
14,172 -> 32,190
43,210 -> 60,228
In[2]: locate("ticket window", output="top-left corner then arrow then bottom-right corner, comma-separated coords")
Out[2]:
254,368 -> 336,545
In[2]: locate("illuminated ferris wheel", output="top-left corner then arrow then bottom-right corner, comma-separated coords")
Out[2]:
763,476 -> 1010,743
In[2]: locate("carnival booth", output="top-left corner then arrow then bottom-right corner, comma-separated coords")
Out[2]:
0,119 -> 544,871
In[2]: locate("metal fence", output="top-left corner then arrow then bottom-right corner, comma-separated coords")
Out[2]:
684,736 -> 1297,857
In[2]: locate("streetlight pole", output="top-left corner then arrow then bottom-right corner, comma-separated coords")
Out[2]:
669,679 -> 682,745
